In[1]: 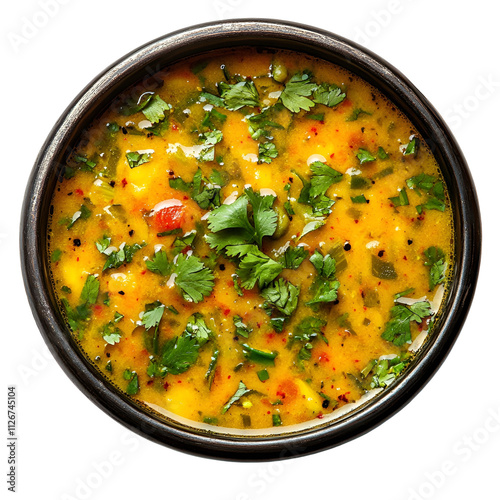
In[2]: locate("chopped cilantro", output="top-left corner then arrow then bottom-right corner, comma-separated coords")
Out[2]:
125,371 -> 139,395
51,249 -> 62,263
261,278 -> 300,317
161,333 -> 200,375
257,369 -> 269,382
381,300 -> 433,345
142,94 -> 171,124
218,80 -> 260,110
206,188 -> 277,251
101,321 -> 122,345
346,108 -> 372,121
198,129 -> 223,162
377,146 -> 389,160
351,194 -> 368,204
205,347 -> 220,390
357,148 -> 376,165
233,315 -> 252,338
313,83 -> 346,107
423,246 -> 447,290
67,204 -> 91,229
126,151 -> 151,169
258,142 -> 278,164
80,274 -> 99,305
221,381 -> 251,414
279,246 -> 309,270
388,188 -> 409,207
404,136 -> 419,156
96,239 -> 146,271
226,245 -> 283,289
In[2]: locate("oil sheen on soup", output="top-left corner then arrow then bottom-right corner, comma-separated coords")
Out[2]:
48,48 -> 453,430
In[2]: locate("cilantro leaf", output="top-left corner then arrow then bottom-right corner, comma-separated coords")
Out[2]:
246,106 -> 284,140
289,316 -> 327,368
183,313 -> 213,346
201,108 -> 227,129
218,80 -> 260,110
280,72 -> 316,113
377,147 -> 389,160
80,275 -> 99,305
142,94 -> 171,124
404,136 -> 420,156
198,129 -> 223,162
307,250 -> 340,306
142,302 -> 165,330
346,108 -> 372,121
356,148 -> 376,165
174,254 -> 215,303
313,83 -> 346,107
161,334 -> 200,375
126,151 -> 151,169
66,204 -> 91,229
424,246 -> 447,290
258,142 -> 278,164
381,300 -> 433,345
261,278 -> 300,317
145,249 -> 171,276
309,250 -> 336,278
101,321 -> 122,345
233,246 -> 283,289
97,240 -> 146,271
309,161 -> 343,198
389,188 -> 409,207
233,315 -> 252,338
206,188 -> 277,251
172,230 -> 196,255
279,246 -> 309,270
125,371 -> 139,395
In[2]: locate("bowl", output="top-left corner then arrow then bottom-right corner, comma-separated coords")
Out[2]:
20,19 -> 481,461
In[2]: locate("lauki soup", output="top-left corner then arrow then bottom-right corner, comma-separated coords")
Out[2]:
48,48 -> 453,430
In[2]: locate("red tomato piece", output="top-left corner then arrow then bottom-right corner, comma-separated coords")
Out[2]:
154,204 -> 184,231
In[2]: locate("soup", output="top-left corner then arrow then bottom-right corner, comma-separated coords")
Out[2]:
48,48 -> 453,430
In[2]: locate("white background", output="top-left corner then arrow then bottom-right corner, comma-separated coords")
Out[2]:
2,1 -> 499,499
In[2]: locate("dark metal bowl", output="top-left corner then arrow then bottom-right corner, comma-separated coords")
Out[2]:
20,19 -> 481,461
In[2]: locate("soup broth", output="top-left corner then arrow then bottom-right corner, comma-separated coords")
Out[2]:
48,48 -> 453,430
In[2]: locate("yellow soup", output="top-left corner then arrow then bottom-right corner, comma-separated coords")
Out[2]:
48,48 -> 453,430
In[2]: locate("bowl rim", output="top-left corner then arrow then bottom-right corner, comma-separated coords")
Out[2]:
20,18 -> 481,461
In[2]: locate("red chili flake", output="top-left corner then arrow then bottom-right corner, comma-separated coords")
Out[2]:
338,394 -> 349,403
267,333 -> 275,340
354,220 -> 359,224
403,255 -> 408,261
329,153 -> 335,158
121,178 -> 128,187
163,381 -> 170,390
141,270 -> 146,275
227,375 -> 231,379
75,188 -> 84,196
318,352 -> 330,363
316,413 -> 324,419
147,380 -> 154,386
223,308 -> 231,316
76,257 -> 79,262
227,280 -> 234,287
171,123 -> 178,131
177,380 -> 182,383
354,359 -> 359,363
276,390 -> 286,399
310,126 -> 318,135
